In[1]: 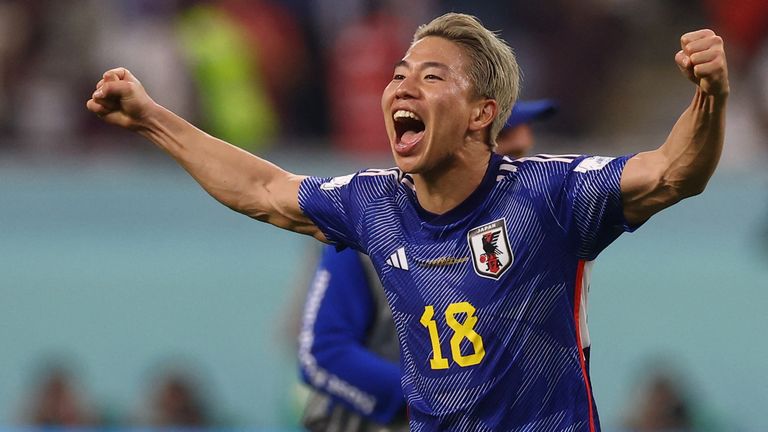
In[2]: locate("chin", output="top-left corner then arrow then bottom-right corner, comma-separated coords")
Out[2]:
392,155 -> 414,174
391,153 -> 422,175
391,139 -> 431,174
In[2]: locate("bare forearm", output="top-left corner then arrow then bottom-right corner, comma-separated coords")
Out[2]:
659,88 -> 726,197
137,104 -> 310,232
138,104 -> 273,206
621,29 -> 728,225
87,67 -> 324,239
622,90 -> 726,224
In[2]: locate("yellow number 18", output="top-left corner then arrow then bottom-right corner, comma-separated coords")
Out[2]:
419,301 -> 485,369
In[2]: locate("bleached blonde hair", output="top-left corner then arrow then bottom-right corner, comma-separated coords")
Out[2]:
414,13 -> 521,146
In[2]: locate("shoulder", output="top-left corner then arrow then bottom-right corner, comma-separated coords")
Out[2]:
512,153 -> 583,172
316,167 -> 405,192
301,168 -> 408,208
492,154 -> 581,185
512,154 -> 627,173
508,154 -> 632,187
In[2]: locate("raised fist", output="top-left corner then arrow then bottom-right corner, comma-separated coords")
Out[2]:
675,29 -> 729,98
86,67 -> 156,130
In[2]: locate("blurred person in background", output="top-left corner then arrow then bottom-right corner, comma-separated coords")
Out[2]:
619,362 -> 730,432
20,364 -> 96,427
324,0 -> 437,154
149,372 -> 210,427
702,0 -> 768,164
91,0 -> 196,140
701,0 -> 768,256
0,0 -> 102,153
137,365 -> 212,427
176,0 -> 278,151
621,369 -> 693,432
495,99 -> 557,158
86,11 -> 728,430
0,1 -> 32,137
216,0 -> 312,137
298,100 -> 557,432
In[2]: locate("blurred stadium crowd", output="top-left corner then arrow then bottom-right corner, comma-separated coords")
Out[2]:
0,0 -> 765,160
17,359 -> 708,430
1,0 -> 767,430
19,361 -> 214,427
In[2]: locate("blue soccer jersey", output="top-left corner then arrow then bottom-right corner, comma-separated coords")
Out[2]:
298,152 -> 636,432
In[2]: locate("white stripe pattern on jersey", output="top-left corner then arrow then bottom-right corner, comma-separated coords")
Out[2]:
515,155 -> 578,164
385,247 -> 409,270
358,168 -> 400,177
299,152 -> 629,430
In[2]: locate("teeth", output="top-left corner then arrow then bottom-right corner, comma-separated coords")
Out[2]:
393,110 -> 421,121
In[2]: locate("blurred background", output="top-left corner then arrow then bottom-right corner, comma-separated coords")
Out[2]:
1,0 -> 767,431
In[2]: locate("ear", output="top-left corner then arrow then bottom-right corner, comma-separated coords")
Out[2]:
468,99 -> 498,132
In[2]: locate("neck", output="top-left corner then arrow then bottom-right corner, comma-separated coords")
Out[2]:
413,144 -> 491,215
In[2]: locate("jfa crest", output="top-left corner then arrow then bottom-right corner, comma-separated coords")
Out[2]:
467,218 -> 513,279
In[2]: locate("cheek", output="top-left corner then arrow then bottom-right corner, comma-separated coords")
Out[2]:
381,83 -> 396,108
381,88 -> 394,128
438,89 -> 471,119
433,99 -> 469,135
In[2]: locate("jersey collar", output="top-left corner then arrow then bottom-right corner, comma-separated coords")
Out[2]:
411,152 -> 503,226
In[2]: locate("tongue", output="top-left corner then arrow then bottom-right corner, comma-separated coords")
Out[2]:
401,130 -> 424,146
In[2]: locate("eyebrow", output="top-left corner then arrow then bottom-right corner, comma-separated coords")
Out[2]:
394,60 -> 451,71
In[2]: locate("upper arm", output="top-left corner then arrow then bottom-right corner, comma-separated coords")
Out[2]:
621,87 -> 726,226
239,171 -> 330,243
620,150 -> 680,227
268,173 -> 331,242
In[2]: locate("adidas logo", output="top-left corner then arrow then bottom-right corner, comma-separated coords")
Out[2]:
385,247 -> 409,271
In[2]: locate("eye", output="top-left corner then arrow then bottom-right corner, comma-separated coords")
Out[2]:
393,74 -> 405,81
424,74 -> 443,81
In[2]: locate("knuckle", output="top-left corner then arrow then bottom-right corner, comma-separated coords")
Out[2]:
715,58 -> 726,70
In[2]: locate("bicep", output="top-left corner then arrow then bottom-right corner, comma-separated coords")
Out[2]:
620,150 -> 677,226
244,172 -> 330,243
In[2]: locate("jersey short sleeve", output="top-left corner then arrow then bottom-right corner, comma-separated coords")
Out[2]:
557,154 -> 637,259
299,174 -> 362,249
299,169 -> 401,252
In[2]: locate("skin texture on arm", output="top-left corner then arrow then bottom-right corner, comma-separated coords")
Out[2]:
621,29 -> 729,226
86,68 -> 326,241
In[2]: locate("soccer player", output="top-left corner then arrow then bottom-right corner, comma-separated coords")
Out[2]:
298,100 -> 557,432
87,13 -> 728,432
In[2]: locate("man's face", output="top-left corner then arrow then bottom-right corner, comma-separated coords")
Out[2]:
381,36 -> 480,174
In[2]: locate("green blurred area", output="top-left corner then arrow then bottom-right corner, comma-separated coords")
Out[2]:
177,4 -> 277,151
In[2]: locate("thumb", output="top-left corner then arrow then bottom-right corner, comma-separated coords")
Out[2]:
675,50 -> 696,83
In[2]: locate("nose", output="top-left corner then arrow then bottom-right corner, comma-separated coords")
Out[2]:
395,77 -> 418,100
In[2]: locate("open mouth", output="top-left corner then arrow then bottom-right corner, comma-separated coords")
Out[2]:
394,110 -> 426,149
